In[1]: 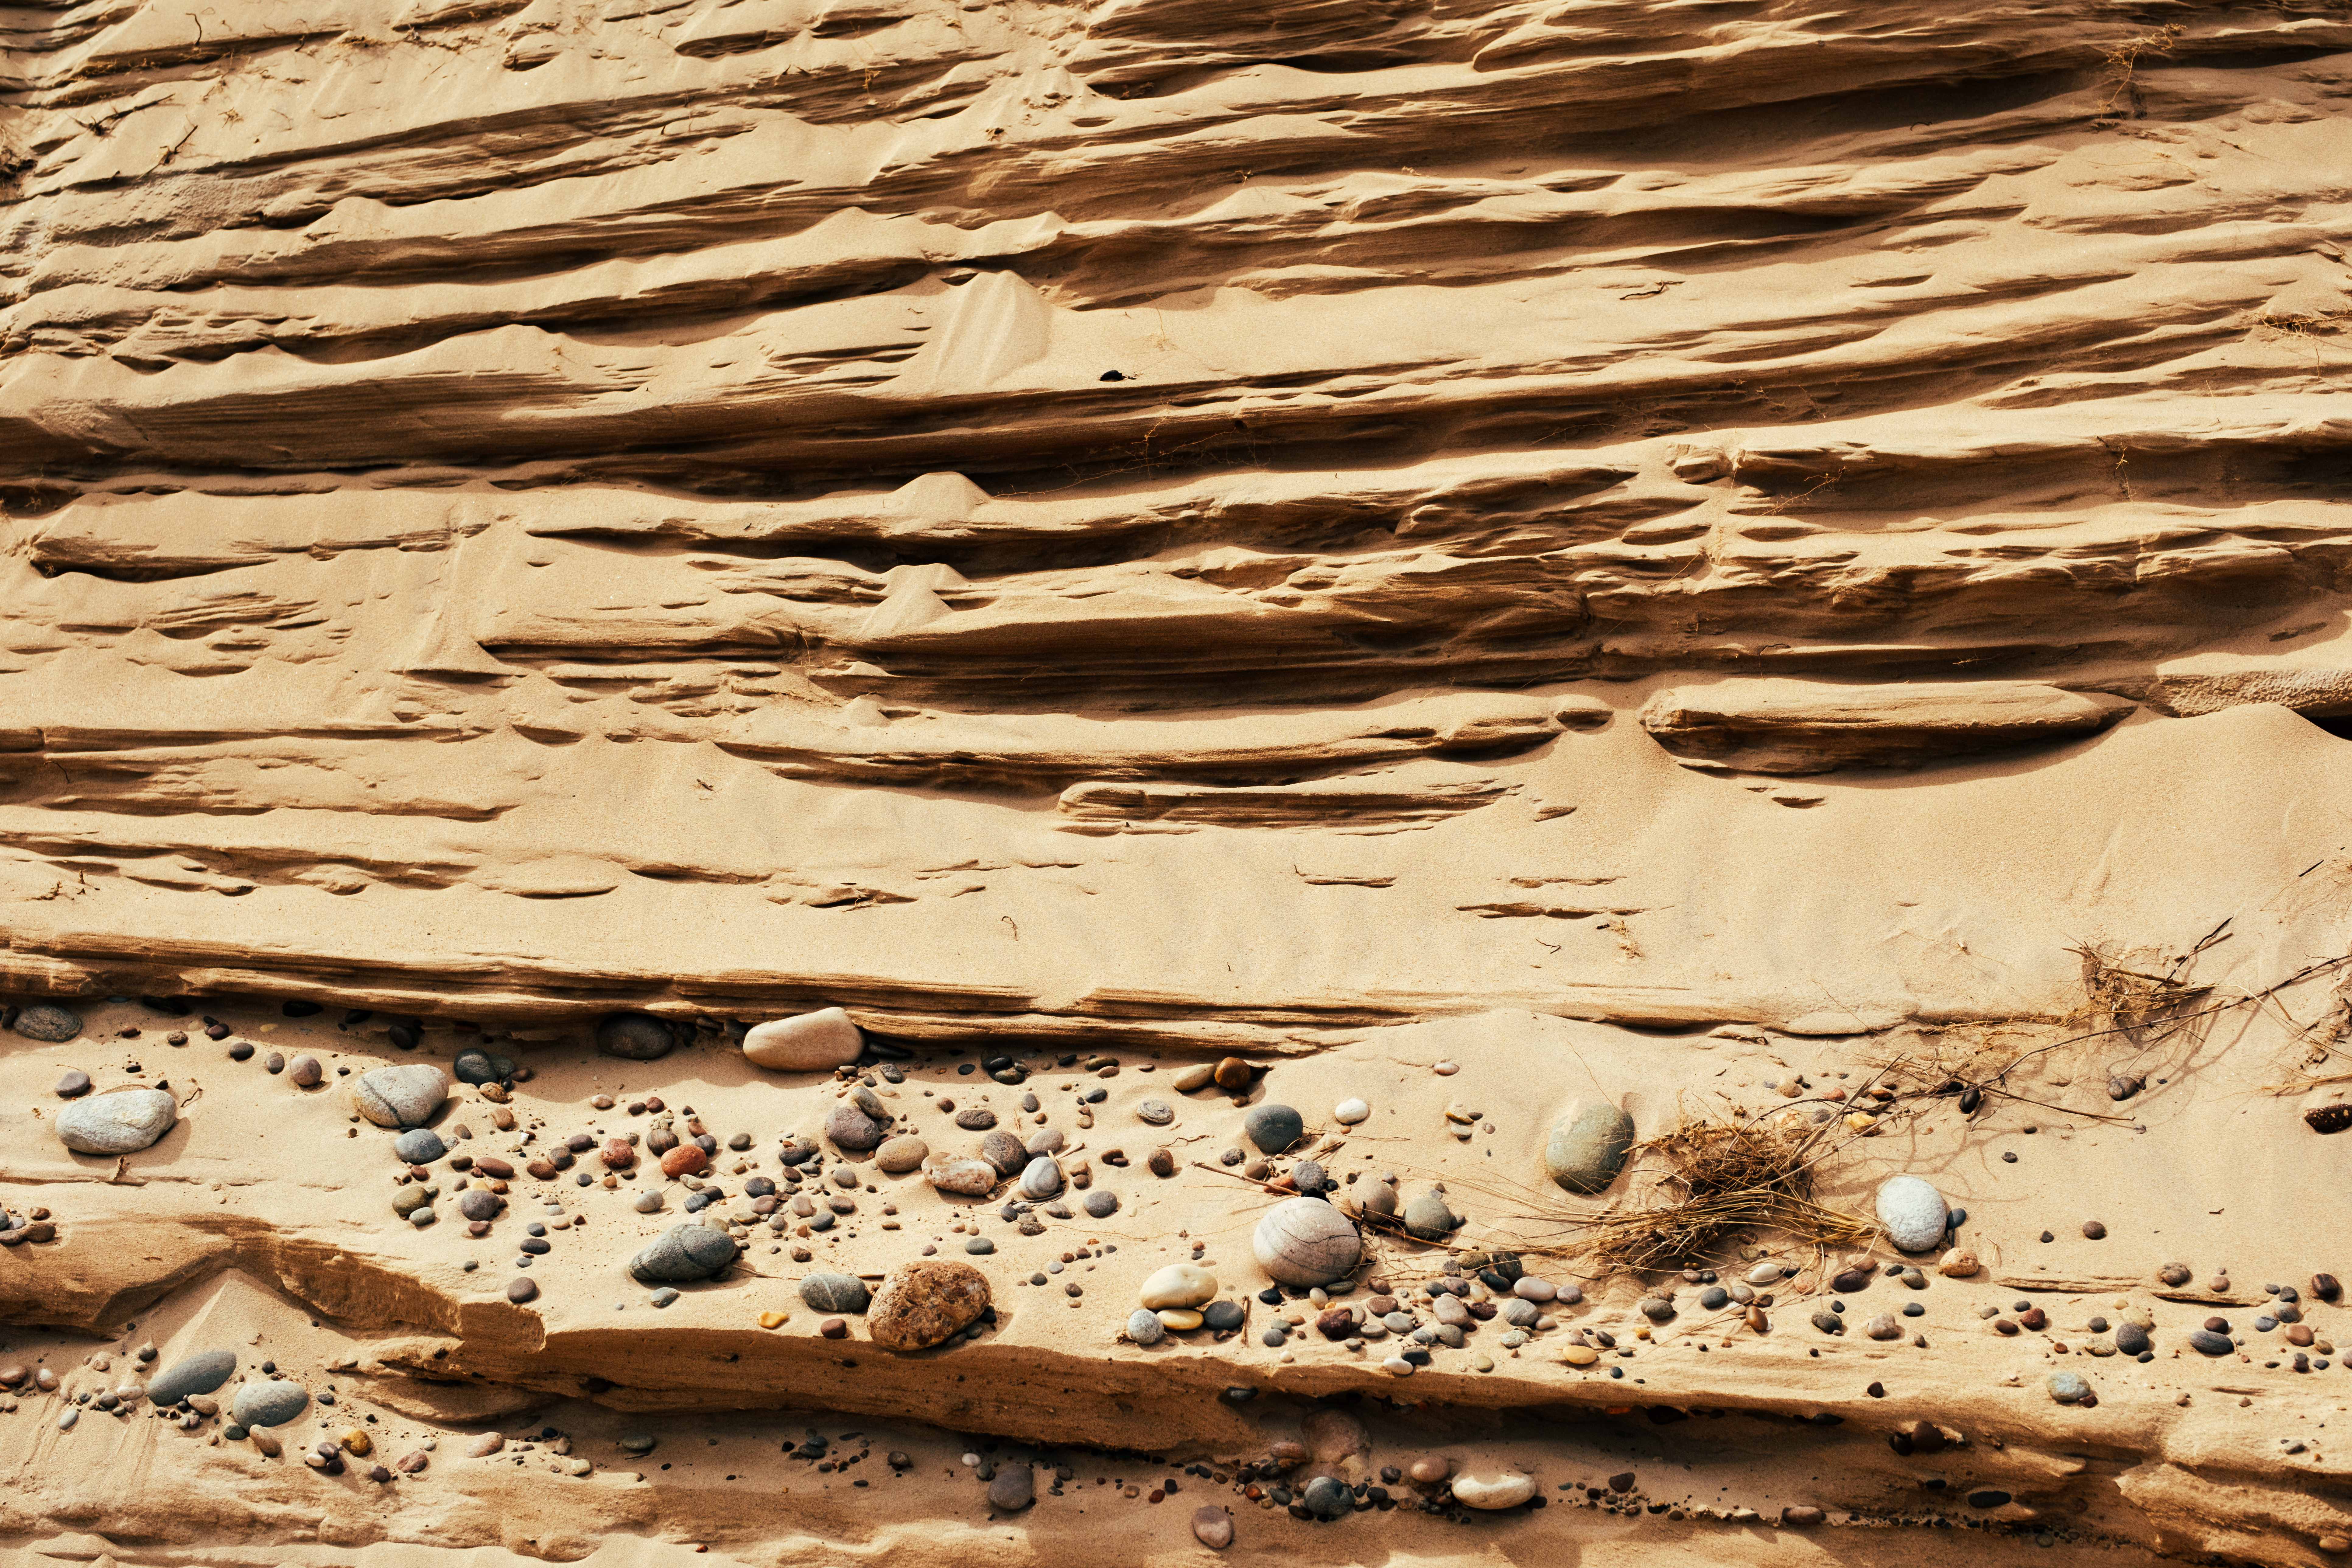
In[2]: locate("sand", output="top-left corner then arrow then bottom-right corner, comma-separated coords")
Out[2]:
8,0 -> 2352,1562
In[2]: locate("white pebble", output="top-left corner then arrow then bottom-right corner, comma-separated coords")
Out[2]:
963,1452 -> 981,1467
1333,1098 -> 1370,1125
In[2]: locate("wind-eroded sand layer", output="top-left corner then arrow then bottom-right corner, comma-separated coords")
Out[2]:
12,0 -> 2352,1561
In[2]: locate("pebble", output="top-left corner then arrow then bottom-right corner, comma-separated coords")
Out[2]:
987,1464 -> 1035,1511
1434,1061 -> 1458,1075
870,1134 -> 928,1174
1192,1505 -> 1234,1549
595,1012 -> 676,1061
2116,1321 -> 2152,1356
1172,1064 -> 1216,1093
1330,1097 -> 1372,1126
394,1129 -> 447,1165
53,1070 -> 89,1099
351,1065 -> 449,1129
13,1004 -> 81,1042
628,1225 -> 737,1284
1136,1099 -> 1174,1126
453,1050 -> 502,1085
2188,1329 -> 2234,1356
742,1007 -> 863,1071
2083,1220 -> 2107,1240
1141,1263 -> 1218,1310
659,1143 -> 710,1178
1080,1190 -> 1120,1218
1501,1299 -> 1539,1327
1213,1057 -> 1251,1090
1018,1156 -> 1063,1200
1874,1175 -> 1948,1253
1402,1189 -> 1457,1241
1864,1312 -> 1901,1340
507,1278 -> 539,1305
650,1288 -> 681,1308
964,1237 -> 994,1255
2157,1262 -> 2193,1286
1128,1309 -> 1167,1345
824,1104 -> 887,1152
1203,1300 -> 1244,1331
955,1107 -> 998,1131
1544,1098 -> 1636,1194
231,1380 -> 309,1429
1026,1128 -> 1065,1156
1254,1198 -> 1362,1286
1302,1475 -> 1352,1518
929,1160 -> 999,1197
287,1055 -> 323,1089
1783,1506 -> 1826,1527
1514,1277 -> 1557,1302
1242,1104 -> 1304,1154
57,1088 -> 178,1155
1452,1474 -> 1536,1510
2048,1371 -> 2089,1403
146,1350 -> 236,1405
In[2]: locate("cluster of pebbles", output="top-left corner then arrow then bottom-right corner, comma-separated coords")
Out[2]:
23,993 -> 2352,1552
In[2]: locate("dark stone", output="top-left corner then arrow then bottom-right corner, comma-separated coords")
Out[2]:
2116,1322 -> 2151,1356
507,1278 -> 539,1304
282,1001 -> 322,1017
2188,1329 -> 2234,1356
628,1225 -> 738,1284
15,1004 -> 81,1043
1082,1190 -> 1119,1218
53,1070 -> 89,1098
987,1464 -> 1035,1511
826,1104 -> 887,1152
1243,1104 -> 1304,1154
955,1107 -> 998,1131
596,1012 -> 676,1061
457,1190 -> 501,1222
147,1350 -> 236,1405
1203,1300 -> 1244,1331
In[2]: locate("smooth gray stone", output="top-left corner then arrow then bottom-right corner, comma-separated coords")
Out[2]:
57,1088 -> 177,1154
1202,1300 -> 1244,1332
350,1065 -> 448,1129
232,1380 -> 309,1428
1018,1156 -> 1063,1200
147,1350 -> 236,1405
458,1190 -> 501,1221
798,1272 -> 870,1313
1544,1099 -> 1635,1195
1136,1099 -> 1174,1126
1402,1189 -> 1457,1241
453,1050 -> 501,1085
1082,1190 -> 1119,1218
1242,1104 -> 1304,1154
987,1464 -> 1035,1511
628,1224 -> 738,1284
393,1128 -> 447,1165
1302,1475 -> 1352,1519
1127,1309 -> 1166,1345
596,1012 -> 676,1060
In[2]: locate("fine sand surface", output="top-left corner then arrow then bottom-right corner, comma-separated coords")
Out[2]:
9,0 -> 2352,1563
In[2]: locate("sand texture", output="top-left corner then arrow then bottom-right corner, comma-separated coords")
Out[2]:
9,0 -> 2352,1563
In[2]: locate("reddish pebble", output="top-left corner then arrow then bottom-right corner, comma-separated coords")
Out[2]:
601,1139 -> 637,1171
592,1095 -> 615,1110
643,1096 -> 664,1113
660,1144 -> 710,1178
820,1317 -> 847,1339
1433,1061 -> 1458,1076
467,1221 -> 491,1237
474,1158 -> 514,1179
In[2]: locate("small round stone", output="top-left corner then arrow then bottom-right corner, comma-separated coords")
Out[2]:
1128,1309 -> 1167,1345
627,1225 -> 737,1284
2082,1220 -> 2107,1240
1136,1099 -> 1174,1126
2047,1371 -> 2088,1403
1332,1098 -> 1370,1125
1545,1098 -> 1635,1194
799,1272 -> 871,1314
741,1007 -> 863,1071
453,1050 -> 501,1085
1082,1190 -> 1119,1218
874,1135 -> 929,1174
350,1065 -> 449,1129
964,1237 -> 994,1255
955,1107 -> 998,1131
1874,1175 -> 1949,1253
1018,1156 -> 1063,1200
595,1012 -> 676,1061
1242,1104 -> 1304,1154
2188,1329 -> 2234,1355
824,1104 -> 887,1152
393,1128 -> 447,1165
1192,1505 -> 1234,1549
928,1160 -> 999,1197
869,1261 -> 990,1350
53,1070 -> 90,1099
507,1278 -> 539,1304
146,1350 -> 236,1405
1402,1189 -> 1457,1241
1140,1263 -> 1218,1309
1202,1300 -> 1244,1331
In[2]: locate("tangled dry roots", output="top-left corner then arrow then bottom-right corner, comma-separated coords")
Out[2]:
1568,1118 -> 1873,1276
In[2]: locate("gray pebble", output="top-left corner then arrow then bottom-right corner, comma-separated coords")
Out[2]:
628,1224 -> 737,1284
288,1055 -> 323,1089
965,1237 -> 994,1255
1136,1099 -> 1174,1126
458,1190 -> 502,1221
1018,1156 -> 1063,1200
2116,1321 -> 2151,1356
1402,1189 -> 1457,1241
824,1104 -> 887,1153
987,1463 -> 1035,1511
393,1128 -> 446,1165
2187,1329 -> 2234,1356
1128,1309 -> 1166,1345
632,1191 -> 664,1215
649,1287 -> 680,1308
1242,1104 -> 1303,1154
1203,1300 -> 1244,1331
53,1070 -> 89,1099
799,1272 -> 870,1313
1082,1191 -> 1119,1218
595,1012 -> 675,1061
231,1380 -> 309,1428
955,1108 -> 998,1131
146,1350 -> 236,1405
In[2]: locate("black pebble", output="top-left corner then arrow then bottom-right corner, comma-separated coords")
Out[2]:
2001,1151 -> 2018,1163
1100,370 -> 1126,382
282,1001 -> 321,1017
229,1042 -> 254,1061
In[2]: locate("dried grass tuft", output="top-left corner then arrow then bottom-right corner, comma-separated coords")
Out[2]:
1569,1118 -> 1874,1275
